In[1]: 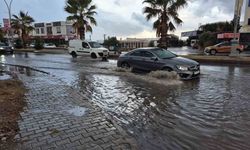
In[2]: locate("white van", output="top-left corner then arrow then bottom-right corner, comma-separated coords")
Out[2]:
68,40 -> 109,58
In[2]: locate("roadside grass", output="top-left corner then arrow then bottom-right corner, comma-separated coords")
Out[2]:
0,79 -> 26,149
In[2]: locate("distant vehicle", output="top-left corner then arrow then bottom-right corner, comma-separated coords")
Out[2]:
68,40 -> 109,59
0,42 -> 14,54
117,47 -> 200,79
204,41 -> 244,55
44,43 -> 56,48
191,39 -> 199,49
29,43 -> 35,48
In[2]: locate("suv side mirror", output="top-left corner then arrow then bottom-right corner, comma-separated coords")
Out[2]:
151,57 -> 158,61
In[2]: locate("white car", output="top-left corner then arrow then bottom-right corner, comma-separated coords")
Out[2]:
44,43 -> 56,48
68,40 -> 109,59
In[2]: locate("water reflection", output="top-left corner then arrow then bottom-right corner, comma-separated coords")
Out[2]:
76,72 -> 250,150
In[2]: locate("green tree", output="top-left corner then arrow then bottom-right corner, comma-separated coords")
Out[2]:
34,37 -> 44,50
65,0 -> 97,40
103,37 -> 119,47
199,21 -> 234,33
148,40 -> 155,47
198,32 -> 217,49
143,0 -> 187,48
11,11 -> 35,47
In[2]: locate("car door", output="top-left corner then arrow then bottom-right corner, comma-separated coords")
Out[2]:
128,51 -> 142,69
218,42 -> 231,53
77,42 -> 91,55
138,51 -> 157,71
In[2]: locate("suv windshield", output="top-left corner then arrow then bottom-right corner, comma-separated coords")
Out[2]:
153,49 -> 177,59
89,42 -> 102,48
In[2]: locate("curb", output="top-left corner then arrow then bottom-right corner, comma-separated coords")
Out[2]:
181,55 -> 250,64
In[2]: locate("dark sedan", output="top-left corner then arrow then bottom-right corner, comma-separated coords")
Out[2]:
117,47 -> 200,79
0,42 -> 14,54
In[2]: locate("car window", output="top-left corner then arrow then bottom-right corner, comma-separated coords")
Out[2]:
130,51 -> 141,56
153,48 -> 177,59
82,42 -> 90,48
141,51 -> 154,57
89,42 -> 102,48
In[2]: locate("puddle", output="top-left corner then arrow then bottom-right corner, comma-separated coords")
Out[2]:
0,64 -> 37,76
0,73 -> 11,80
66,106 -> 87,117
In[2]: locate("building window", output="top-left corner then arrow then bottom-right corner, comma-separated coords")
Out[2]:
56,27 -> 61,34
47,27 -> 52,35
41,28 -> 44,34
35,28 -> 39,34
248,18 -> 250,25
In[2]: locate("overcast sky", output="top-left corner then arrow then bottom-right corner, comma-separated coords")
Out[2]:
0,0 -> 245,40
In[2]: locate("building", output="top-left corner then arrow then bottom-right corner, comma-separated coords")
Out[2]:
119,38 -> 159,51
240,0 -> 250,32
30,21 -> 77,44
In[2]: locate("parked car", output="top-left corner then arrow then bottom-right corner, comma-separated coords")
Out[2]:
117,47 -> 200,79
0,42 -> 14,54
44,43 -> 56,48
68,40 -> 109,59
204,41 -> 244,55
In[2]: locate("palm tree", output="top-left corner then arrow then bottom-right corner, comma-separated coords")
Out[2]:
143,0 -> 187,48
65,0 -> 97,40
11,11 -> 34,47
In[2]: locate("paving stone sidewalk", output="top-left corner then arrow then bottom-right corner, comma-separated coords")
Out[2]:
15,73 -> 137,150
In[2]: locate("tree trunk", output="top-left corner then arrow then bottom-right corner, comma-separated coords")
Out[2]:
79,26 -> 85,40
159,9 -> 168,49
21,29 -> 26,48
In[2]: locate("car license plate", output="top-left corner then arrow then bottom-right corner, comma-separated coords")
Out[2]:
194,71 -> 200,75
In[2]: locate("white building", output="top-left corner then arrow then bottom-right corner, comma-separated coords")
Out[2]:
119,38 -> 159,50
240,0 -> 250,32
31,21 -> 76,42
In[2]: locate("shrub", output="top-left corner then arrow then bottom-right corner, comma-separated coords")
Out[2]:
34,38 -> 44,50
198,32 -> 217,50
14,39 -> 23,49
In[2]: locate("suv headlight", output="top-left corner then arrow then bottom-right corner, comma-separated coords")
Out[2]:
176,65 -> 188,71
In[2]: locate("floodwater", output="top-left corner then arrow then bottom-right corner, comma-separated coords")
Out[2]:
2,52 -> 250,149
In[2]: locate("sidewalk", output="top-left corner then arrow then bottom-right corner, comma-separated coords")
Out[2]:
15,72 -> 137,150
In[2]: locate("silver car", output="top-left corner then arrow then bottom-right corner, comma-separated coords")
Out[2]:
117,47 -> 200,79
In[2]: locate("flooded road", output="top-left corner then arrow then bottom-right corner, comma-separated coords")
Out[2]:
1,52 -> 250,149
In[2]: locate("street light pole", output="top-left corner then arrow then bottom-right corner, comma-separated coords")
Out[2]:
3,0 -> 14,46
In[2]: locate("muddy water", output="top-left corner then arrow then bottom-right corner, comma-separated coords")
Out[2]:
2,53 -> 250,149
75,70 -> 250,150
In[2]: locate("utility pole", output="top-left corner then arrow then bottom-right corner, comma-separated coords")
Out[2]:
104,34 -> 106,41
230,0 -> 243,56
3,0 -> 14,46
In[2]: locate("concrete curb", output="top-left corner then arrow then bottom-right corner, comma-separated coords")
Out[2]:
14,49 -> 67,54
181,55 -> 250,64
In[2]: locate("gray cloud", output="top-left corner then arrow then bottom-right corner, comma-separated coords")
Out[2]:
191,0 -> 234,18
131,12 -> 152,28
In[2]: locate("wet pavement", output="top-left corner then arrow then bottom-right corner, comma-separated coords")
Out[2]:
1,52 -> 250,150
